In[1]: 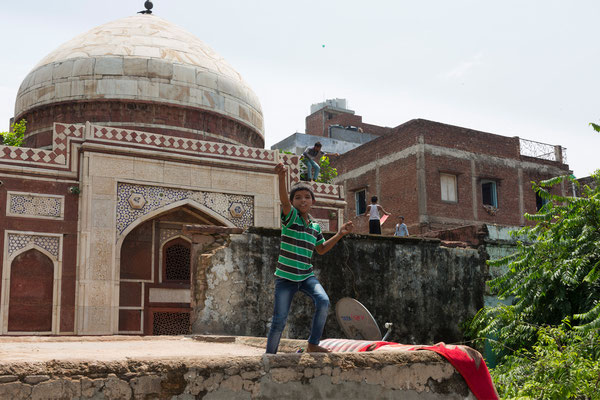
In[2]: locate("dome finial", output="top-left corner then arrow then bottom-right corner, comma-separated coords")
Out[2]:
138,1 -> 153,14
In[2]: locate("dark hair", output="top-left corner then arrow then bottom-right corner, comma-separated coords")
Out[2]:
290,182 -> 316,202
371,196 -> 378,203
399,216 -> 404,220
314,142 -> 322,148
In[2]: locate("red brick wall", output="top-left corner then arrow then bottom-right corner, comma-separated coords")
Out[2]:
305,109 -> 391,137
333,118 -> 571,234
8,249 -> 54,332
425,154 -> 474,222
0,176 -> 79,332
19,100 -> 265,149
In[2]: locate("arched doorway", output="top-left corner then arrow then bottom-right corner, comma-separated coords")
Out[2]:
118,205 -> 222,335
8,249 -> 54,332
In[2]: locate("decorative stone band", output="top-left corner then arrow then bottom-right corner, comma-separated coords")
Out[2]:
0,123 -> 83,169
90,125 -> 274,164
116,182 -> 254,236
7,233 -> 61,259
0,122 -> 344,203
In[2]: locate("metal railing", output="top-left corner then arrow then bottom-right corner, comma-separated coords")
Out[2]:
519,138 -> 567,163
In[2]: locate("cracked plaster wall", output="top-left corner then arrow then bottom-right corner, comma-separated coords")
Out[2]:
192,228 -> 487,345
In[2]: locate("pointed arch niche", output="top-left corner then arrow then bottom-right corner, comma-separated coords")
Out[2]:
1,232 -> 62,335
117,203 -> 228,335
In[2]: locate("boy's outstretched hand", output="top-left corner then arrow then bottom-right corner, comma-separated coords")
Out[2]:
275,162 -> 286,177
339,221 -> 354,236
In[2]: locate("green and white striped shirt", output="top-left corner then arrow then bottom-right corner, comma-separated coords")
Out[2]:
276,206 -> 325,282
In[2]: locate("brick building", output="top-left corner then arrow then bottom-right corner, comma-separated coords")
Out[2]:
333,118 -> 571,235
305,99 -> 392,138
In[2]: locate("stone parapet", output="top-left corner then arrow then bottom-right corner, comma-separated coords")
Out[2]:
0,336 -> 475,399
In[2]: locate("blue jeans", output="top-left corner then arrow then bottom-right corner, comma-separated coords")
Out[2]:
266,276 -> 330,354
303,158 -> 320,181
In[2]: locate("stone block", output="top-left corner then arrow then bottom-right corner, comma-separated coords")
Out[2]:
254,207 -> 277,228
224,98 -> 239,116
91,198 -> 115,229
164,162 -> 192,186
35,86 -> 55,103
24,375 -> 50,385
73,58 -> 95,76
203,91 -> 224,111
148,59 -> 173,79
71,80 -> 85,97
53,60 -> 74,79
115,80 -> 138,96
89,155 -> 134,178
254,194 -> 274,208
31,380 -> 65,400
218,75 -> 242,98
211,171 -> 247,192
130,375 -> 162,396
173,64 -> 197,84
137,81 -> 159,98
190,166 -> 212,189
196,70 -> 218,89
102,374 -> 131,398
0,382 -> 31,399
54,81 -> 71,98
80,306 -> 112,334
95,57 -> 124,75
133,159 -> 164,182
96,79 -> 116,96
80,377 -> 103,397
123,58 -> 149,76
33,64 -> 53,85
246,174 -> 275,194
159,83 -> 190,103
87,230 -> 113,281
92,176 -> 116,196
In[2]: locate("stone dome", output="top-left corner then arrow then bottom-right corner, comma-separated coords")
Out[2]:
15,14 -> 264,148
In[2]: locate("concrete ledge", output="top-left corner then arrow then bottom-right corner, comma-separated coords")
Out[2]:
0,336 -> 475,399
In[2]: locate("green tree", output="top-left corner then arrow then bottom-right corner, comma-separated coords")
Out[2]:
490,323 -> 600,399
0,119 -> 26,146
279,150 -> 339,184
313,155 -> 338,184
466,123 -> 600,398
468,169 -> 600,353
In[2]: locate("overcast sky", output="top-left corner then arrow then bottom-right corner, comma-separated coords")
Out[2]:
1,0 -> 598,177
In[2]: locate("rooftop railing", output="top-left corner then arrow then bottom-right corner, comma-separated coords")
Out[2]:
519,138 -> 567,163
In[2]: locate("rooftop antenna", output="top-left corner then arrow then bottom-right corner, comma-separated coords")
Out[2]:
138,1 -> 153,14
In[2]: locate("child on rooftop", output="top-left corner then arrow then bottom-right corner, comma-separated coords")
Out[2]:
266,162 -> 353,354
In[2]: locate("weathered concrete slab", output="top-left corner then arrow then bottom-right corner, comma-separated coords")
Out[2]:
0,336 -> 475,399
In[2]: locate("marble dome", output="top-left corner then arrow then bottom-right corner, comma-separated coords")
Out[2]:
15,14 -> 264,148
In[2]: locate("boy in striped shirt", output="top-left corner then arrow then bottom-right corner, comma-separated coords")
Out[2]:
266,162 -> 353,354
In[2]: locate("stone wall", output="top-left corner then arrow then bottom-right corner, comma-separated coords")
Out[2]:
0,339 -> 475,399
192,228 -> 487,345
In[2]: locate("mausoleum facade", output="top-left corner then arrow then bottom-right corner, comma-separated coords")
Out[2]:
0,14 -> 344,336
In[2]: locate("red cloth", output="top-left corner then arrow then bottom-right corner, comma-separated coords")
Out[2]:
319,339 -> 498,400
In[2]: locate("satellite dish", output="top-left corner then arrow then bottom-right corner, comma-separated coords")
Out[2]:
335,297 -> 382,341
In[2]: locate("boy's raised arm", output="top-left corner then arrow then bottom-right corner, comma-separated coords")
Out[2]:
275,163 -> 291,216
315,221 -> 353,255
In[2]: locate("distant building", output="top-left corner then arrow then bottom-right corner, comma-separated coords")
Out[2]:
271,99 -> 385,156
333,118 -> 571,235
